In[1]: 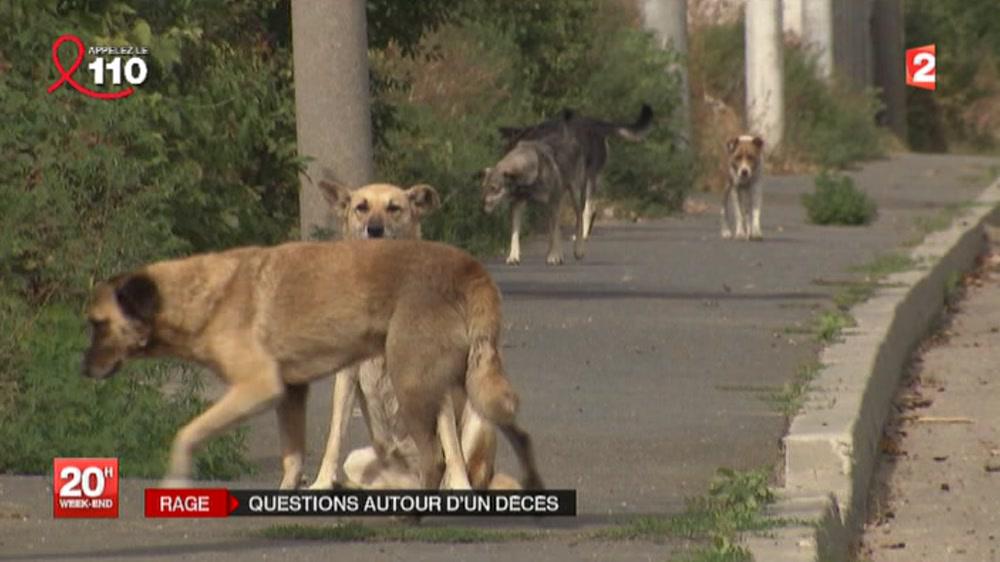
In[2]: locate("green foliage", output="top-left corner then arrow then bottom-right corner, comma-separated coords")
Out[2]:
689,19 -> 745,108
0,0 -> 298,478
802,171 -> 878,226
782,43 -> 885,169
905,0 -> 1000,151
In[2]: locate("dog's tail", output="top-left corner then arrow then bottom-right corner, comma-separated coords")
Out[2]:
613,103 -> 654,142
461,269 -> 545,490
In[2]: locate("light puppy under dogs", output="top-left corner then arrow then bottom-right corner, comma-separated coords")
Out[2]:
720,135 -> 765,240
82,238 -> 544,492
481,112 -> 588,265
309,181 -> 519,491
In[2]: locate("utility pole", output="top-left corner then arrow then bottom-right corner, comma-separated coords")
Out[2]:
291,0 -> 374,239
640,0 -> 690,143
745,0 -> 784,149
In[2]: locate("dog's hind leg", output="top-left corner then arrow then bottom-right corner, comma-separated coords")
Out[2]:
506,200 -> 526,265
582,175 -> 596,240
438,392 -> 472,490
750,180 -> 763,240
276,383 -> 309,489
164,350 -> 284,488
308,365 -> 360,490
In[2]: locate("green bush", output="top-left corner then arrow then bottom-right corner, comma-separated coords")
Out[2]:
782,43 -> 885,169
0,1 -> 298,479
802,171 -> 878,226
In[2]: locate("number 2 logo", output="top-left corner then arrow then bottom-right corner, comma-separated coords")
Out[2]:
906,44 -> 936,91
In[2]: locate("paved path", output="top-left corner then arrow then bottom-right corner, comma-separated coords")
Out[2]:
860,247 -> 1000,562
1,153 -> 996,561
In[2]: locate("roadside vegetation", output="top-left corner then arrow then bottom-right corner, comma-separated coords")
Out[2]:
259,467 -> 777,562
802,171 -> 878,226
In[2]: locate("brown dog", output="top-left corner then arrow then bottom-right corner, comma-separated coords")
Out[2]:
307,181 -> 515,491
83,239 -> 543,491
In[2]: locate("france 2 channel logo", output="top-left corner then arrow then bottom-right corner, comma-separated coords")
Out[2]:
48,34 -> 149,100
906,44 -> 936,91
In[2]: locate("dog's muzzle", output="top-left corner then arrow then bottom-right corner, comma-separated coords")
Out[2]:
82,359 -> 121,379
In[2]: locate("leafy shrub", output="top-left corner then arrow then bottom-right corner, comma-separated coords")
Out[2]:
782,42 -> 885,169
905,0 -> 1000,151
802,171 -> 877,226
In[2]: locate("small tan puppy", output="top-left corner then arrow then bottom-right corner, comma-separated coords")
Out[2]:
82,239 -> 544,492
308,181 -> 518,491
720,135 -> 765,240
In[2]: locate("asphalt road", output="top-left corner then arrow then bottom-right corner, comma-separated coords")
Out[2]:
1,153 -> 996,561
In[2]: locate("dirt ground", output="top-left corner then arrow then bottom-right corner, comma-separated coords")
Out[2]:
861,244 -> 1000,562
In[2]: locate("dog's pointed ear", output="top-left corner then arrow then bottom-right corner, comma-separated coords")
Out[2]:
725,137 -> 740,154
752,136 -> 764,149
406,184 -> 441,217
114,273 -> 160,326
318,180 -> 352,214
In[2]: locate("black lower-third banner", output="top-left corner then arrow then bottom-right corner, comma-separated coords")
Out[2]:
145,488 -> 576,517
232,490 -> 576,517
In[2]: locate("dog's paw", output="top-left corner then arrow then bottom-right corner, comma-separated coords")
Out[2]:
721,229 -> 733,239
505,255 -> 521,265
545,254 -> 564,265
749,231 -> 763,241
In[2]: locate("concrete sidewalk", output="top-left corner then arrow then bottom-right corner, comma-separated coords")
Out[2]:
0,153 -> 996,561
860,250 -> 1000,562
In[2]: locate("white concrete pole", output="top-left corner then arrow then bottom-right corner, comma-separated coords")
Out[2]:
745,0 -> 784,149
291,0 -> 374,240
640,0 -> 690,143
802,0 -> 835,79
782,0 -> 805,37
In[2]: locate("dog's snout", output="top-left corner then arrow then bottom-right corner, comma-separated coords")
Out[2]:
366,223 -> 385,238
739,168 -> 750,178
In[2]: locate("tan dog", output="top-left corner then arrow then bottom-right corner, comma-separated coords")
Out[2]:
307,181 -> 516,491
720,135 -> 765,240
82,239 -> 544,491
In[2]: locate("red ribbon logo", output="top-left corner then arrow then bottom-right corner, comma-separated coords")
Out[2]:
47,34 -> 134,100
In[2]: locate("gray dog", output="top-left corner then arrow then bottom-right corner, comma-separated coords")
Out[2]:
481,112 -> 587,265
499,104 -> 654,239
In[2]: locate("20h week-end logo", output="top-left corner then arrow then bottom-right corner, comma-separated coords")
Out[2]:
48,33 -> 148,100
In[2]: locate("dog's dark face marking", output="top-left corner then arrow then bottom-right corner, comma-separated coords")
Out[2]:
480,166 -> 512,214
83,273 -> 160,379
726,135 -> 764,186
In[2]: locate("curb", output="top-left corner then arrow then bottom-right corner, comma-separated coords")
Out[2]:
746,176 -> 1000,562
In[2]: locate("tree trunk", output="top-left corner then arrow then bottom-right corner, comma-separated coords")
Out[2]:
291,0 -> 374,240
745,0 -> 784,150
640,0 -> 690,143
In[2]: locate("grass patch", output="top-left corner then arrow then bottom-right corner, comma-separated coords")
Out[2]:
767,361 -> 823,417
802,171 -> 878,226
850,253 -> 916,278
257,521 -> 541,543
595,468 -> 777,561
814,310 -> 855,343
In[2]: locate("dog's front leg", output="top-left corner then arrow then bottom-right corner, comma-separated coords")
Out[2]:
545,196 -> 565,265
720,186 -> 734,239
732,187 -> 748,239
308,365 -> 360,490
506,200 -> 526,265
164,371 -> 284,488
749,181 -> 763,240
276,383 -> 309,489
